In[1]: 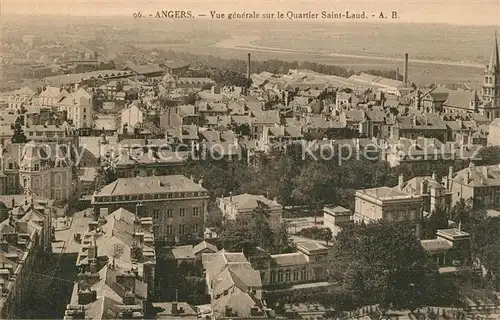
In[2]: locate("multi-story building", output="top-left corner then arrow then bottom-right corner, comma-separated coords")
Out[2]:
32,86 -> 69,107
444,163 -> 500,209
0,141 -> 74,200
217,193 -> 283,231
354,176 -> 423,237
391,114 -> 447,143
7,85 -> 39,111
247,241 -> 329,286
121,104 -> 145,129
202,249 -> 273,319
0,196 -> 53,319
92,175 -> 209,242
401,173 -> 452,214
58,88 -> 93,133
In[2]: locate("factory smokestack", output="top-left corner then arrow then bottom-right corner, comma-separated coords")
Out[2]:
396,67 -> 400,81
403,53 -> 409,84
247,53 -> 251,80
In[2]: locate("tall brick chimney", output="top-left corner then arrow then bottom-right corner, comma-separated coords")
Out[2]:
247,53 -> 251,80
396,67 -> 400,81
403,53 -> 409,84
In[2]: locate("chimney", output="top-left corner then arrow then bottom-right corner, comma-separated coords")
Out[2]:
396,67 -> 400,81
398,174 -> 404,190
116,272 -> 136,292
78,289 -> 97,305
123,291 -> 135,305
448,166 -> 454,179
420,179 -> 429,195
403,53 -> 409,84
247,53 -> 251,80
172,302 -> 178,315
229,191 -> 233,203
432,172 -> 437,181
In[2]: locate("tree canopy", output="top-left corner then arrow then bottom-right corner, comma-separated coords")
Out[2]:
326,221 -> 459,311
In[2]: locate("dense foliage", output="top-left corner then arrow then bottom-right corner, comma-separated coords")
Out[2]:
326,221 -> 461,312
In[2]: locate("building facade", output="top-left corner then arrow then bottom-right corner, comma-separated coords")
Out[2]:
217,193 -> 283,231
354,179 -> 423,237
92,175 -> 209,242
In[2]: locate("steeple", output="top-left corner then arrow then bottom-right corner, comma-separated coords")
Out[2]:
487,31 -> 499,72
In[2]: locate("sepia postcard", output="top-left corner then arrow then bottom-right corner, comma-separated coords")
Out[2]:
0,0 -> 500,319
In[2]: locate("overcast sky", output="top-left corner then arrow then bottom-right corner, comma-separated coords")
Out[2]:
2,0 -> 500,26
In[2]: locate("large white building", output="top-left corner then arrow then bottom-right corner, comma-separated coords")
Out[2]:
217,193 -> 283,231
58,88 -> 93,131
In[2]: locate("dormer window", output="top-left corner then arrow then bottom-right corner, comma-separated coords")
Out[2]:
34,164 -> 40,171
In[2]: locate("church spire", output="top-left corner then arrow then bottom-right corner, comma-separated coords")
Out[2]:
488,30 -> 499,72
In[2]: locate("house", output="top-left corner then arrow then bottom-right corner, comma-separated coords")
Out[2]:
7,85 -> 39,111
421,228 -> 470,268
170,240 -> 218,264
0,142 -> 74,200
420,86 -> 450,113
444,163 -> 500,209
58,88 -> 93,133
33,86 -> 69,107
217,193 -> 283,231
391,114 -> 448,142
92,175 -> 209,242
323,206 -> 353,237
0,195 -> 53,318
121,104 -> 144,129
400,174 -> 453,214
354,177 -> 423,237
202,249 -> 273,319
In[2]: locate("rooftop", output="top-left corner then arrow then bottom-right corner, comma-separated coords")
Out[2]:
95,175 -> 207,197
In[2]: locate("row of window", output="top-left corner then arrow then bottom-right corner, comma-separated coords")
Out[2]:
270,269 -> 308,283
152,207 -> 200,219
154,223 -> 199,235
95,192 -> 206,202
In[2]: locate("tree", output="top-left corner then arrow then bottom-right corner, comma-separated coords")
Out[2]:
327,221 -> 452,311
421,208 -> 449,240
11,117 -> 28,143
323,228 -> 333,246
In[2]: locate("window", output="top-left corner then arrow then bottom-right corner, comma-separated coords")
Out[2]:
180,193 -> 185,198
168,193 -> 173,198
153,209 -> 159,219
193,223 -> 199,233
192,207 -> 199,216
167,209 -> 173,217
8,162 -> 13,170
293,270 -> 299,281
270,272 -> 276,284
300,269 -> 307,280
166,225 -> 172,235
179,224 -> 186,235
179,208 -> 185,217
285,270 -> 291,282
34,164 -> 40,171
277,272 -> 284,283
